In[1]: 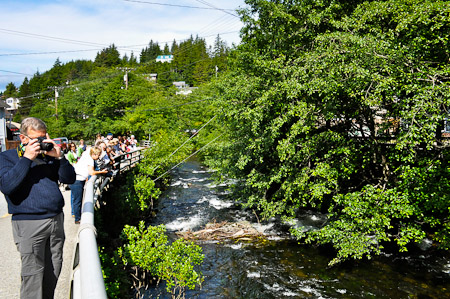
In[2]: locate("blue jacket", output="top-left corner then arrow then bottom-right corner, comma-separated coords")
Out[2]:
0,149 -> 76,220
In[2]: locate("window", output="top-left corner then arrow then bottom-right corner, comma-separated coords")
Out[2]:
444,118 -> 450,133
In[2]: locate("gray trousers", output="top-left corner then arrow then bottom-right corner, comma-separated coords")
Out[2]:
12,213 -> 65,299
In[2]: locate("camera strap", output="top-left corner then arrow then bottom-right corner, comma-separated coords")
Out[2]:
16,143 -> 47,161
16,143 -> 26,158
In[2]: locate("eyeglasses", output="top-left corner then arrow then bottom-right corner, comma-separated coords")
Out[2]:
22,133 -> 46,140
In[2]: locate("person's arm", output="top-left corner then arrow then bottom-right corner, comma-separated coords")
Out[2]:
88,165 -> 108,176
0,153 -> 33,196
0,137 -> 44,196
77,147 -> 83,157
39,135 -> 76,184
67,152 -> 76,164
58,156 -> 76,184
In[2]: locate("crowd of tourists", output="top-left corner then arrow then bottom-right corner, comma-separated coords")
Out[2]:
0,116 -> 142,298
65,133 -> 139,224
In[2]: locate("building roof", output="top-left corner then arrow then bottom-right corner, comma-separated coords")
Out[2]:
156,55 -> 173,59
7,121 -> 21,129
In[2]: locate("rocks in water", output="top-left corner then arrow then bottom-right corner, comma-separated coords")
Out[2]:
176,221 -> 262,241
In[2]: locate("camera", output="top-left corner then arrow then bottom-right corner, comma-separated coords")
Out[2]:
36,137 -> 54,151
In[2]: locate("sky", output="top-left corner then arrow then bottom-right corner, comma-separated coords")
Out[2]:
0,0 -> 246,92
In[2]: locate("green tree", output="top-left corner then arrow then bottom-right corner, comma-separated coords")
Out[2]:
211,35 -> 229,76
3,82 -> 17,98
17,77 -> 32,119
163,43 -> 170,55
140,40 -> 162,64
95,44 -> 121,67
173,35 -> 212,86
170,39 -> 179,54
129,51 -> 138,66
212,0 -> 450,265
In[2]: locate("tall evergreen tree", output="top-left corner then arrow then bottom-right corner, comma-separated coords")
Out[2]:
3,82 -> 17,98
212,35 -> 229,75
172,35 -> 211,86
140,40 -> 162,64
122,53 -> 129,65
95,44 -> 121,67
17,77 -> 32,117
170,39 -> 178,54
163,43 -> 170,54
129,51 -> 138,66
47,58 -> 64,86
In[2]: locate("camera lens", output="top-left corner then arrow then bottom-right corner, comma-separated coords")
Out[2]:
36,137 -> 54,151
40,142 -> 54,151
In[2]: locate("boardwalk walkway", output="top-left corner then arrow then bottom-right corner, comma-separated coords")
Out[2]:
0,189 -> 78,299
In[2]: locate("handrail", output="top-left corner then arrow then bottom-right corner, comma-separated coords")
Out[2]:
70,148 -> 145,299
72,174 -> 107,299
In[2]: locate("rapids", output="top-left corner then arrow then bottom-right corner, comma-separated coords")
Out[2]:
144,158 -> 450,298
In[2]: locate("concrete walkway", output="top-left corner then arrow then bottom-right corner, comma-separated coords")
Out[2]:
0,189 -> 79,299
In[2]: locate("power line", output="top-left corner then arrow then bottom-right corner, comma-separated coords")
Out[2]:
153,133 -> 223,182
123,0 -> 235,11
2,42 -> 223,102
194,0 -> 238,18
0,28 -> 107,48
10,71 -> 122,104
162,114 -> 217,162
0,69 -> 34,76
0,49 -> 99,57
0,30 -> 239,58
14,90 -> 53,101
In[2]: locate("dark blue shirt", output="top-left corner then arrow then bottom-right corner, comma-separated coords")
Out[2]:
0,149 -> 76,220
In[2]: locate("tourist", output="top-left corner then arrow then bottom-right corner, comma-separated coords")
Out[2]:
129,134 -> 138,149
0,117 -> 76,298
95,133 -> 103,145
104,132 -> 114,146
77,139 -> 86,156
67,142 -> 78,165
72,146 -> 108,224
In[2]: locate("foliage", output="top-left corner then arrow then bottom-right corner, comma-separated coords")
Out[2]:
140,40 -> 163,64
11,35 -> 230,141
99,247 -> 130,299
120,221 -> 204,298
211,0 -> 450,265
3,82 -> 17,98
95,44 -> 121,67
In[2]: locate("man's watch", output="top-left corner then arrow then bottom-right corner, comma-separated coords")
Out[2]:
56,151 -> 65,160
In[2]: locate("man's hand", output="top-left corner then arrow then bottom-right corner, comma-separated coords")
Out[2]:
42,133 -> 62,159
23,138 -> 42,161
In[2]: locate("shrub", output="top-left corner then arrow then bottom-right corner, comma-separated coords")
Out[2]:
119,221 -> 204,298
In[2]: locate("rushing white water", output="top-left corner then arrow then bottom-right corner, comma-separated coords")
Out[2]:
145,158 -> 450,299
165,214 -> 204,232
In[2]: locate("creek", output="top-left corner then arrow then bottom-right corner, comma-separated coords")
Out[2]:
145,158 -> 450,298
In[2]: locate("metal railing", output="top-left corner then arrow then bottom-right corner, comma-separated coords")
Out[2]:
70,148 -> 145,299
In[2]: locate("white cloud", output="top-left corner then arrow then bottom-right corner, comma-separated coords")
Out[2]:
0,0 -> 245,91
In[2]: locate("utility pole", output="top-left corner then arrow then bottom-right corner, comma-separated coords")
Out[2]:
48,86 -> 59,119
117,67 -> 135,90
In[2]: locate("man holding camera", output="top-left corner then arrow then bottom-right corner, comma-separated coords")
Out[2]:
0,117 -> 76,299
